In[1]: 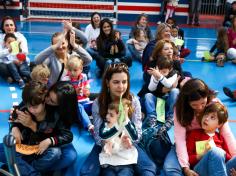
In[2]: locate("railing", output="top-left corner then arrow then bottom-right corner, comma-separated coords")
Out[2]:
201,0 -> 226,15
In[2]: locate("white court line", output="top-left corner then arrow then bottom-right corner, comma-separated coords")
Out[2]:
12,93 -> 18,99
13,102 -> 19,106
9,87 -> 16,91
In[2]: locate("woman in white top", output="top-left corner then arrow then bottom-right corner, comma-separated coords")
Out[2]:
0,16 -> 29,82
85,12 -> 101,59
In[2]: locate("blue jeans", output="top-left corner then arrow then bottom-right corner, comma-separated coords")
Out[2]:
0,143 -> 41,176
144,88 -> 179,119
78,103 -> 92,129
127,44 -> 142,61
80,144 -> 102,176
194,147 -> 236,176
29,147 -> 61,171
86,48 -> 99,61
80,144 -> 157,176
47,143 -> 77,171
163,146 -> 183,176
102,165 -> 134,176
7,62 -> 30,81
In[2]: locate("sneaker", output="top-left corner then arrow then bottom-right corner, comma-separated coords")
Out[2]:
194,22 -> 200,26
223,87 -> 234,99
18,80 -> 25,89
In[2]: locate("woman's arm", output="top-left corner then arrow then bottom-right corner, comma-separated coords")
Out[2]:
92,99 -> 103,146
174,109 -> 190,168
73,45 -> 92,66
0,48 -> 10,60
220,122 -> 236,156
73,27 -> 88,47
34,46 -> 54,64
130,96 -> 142,142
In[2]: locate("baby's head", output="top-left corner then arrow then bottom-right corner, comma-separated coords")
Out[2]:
106,98 -> 133,123
171,25 -> 179,38
31,64 -> 50,85
201,102 -> 228,133
133,28 -> 147,41
4,33 -> 17,48
156,56 -> 173,77
67,55 -> 83,78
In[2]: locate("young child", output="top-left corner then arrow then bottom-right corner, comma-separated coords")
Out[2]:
62,55 -> 94,132
127,28 -> 149,61
144,56 -> 180,130
0,33 -> 30,88
170,25 -> 191,59
99,99 -> 138,176
31,64 -> 50,86
186,102 -> 236,175
203,27 -> 228,67
165,0 -> 179,22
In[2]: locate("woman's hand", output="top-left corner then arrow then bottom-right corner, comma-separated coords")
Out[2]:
62,20 -> 73,31
14,110 -> 37,132
183,167 -> 199,176
69,30 -> 78,49
147,67 -> 162,80
37,138 -> 51,155
51,32 -> 66,51
11,127 -> 23,144
230,168 -> 236,176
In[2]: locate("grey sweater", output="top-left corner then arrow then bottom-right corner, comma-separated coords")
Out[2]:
35,46 -> 92,85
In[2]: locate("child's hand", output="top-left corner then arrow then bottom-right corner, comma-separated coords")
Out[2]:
11,127 -> 23,144
104,140 -> 113,155
76,87 -> 83,95
147,67 -> 162,80
121,135 -> 132,149
83,88 -> 90,97
15,110 -> 35,129
37,138 -> 51,155
88,124 -> 95,136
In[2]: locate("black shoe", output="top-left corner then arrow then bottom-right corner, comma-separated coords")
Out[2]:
194,22 -> 200,26
223,87 -> 234,99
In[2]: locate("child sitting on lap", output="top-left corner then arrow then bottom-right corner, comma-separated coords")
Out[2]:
99,98 -> 138,176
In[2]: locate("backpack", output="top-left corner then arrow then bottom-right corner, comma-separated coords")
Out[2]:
140,125 -> 172,168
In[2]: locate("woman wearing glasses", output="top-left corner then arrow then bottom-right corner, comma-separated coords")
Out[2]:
80,63 -> 157,176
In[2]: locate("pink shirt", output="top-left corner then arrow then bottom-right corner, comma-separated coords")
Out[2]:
174,99 -> 236,168
227,28 -> 236,48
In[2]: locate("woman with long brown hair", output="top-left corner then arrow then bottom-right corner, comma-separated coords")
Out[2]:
80,63 -> 157,176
